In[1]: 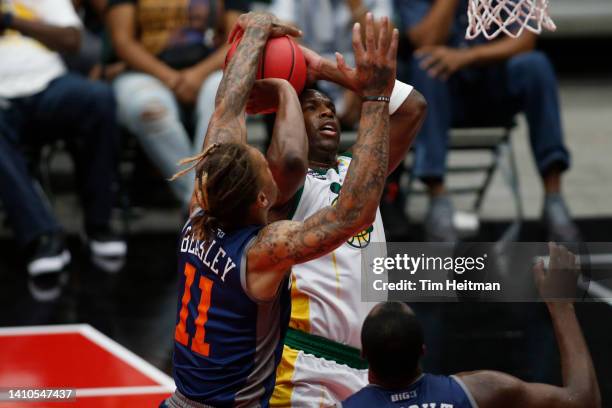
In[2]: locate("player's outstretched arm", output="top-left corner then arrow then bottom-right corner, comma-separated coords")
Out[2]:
246,14 -> 398,300
380,88 -> 426,174
300,22 -> 427,176
456,243 -> 601,408
247,79 -> 308,207
203,12 -> 301,149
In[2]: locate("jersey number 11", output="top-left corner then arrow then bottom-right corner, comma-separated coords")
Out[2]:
175,263 -> 214,357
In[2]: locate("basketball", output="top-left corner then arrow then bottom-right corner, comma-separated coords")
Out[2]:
225,31 -> 307,105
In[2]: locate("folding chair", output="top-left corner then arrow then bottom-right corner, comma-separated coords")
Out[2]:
404,118 -> 523,242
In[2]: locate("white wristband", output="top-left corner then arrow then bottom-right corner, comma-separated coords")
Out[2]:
389,80 -> 414,115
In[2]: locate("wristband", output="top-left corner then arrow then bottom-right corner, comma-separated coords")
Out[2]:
1,12 -> 14,29
389,80 -> 414,115
363,95 -> 390,103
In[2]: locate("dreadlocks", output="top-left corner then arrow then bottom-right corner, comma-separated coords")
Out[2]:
171,143 -> 260,241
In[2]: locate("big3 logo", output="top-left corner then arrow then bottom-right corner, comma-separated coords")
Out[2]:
330,182 -> 374,248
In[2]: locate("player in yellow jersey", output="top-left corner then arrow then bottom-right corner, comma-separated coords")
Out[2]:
265,14 -> 428,407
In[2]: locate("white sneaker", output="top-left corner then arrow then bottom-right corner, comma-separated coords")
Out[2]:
89,232 -> 127,273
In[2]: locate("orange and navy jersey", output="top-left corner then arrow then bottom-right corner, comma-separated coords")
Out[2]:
173,212 -> 291,407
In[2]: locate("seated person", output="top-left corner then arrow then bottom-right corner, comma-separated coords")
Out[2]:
107,0 -> 250,209
341,244 -> 600,407
395,0 -> 578,242
0,0 -> 125,300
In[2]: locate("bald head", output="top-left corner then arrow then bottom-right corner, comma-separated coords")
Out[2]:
361,302 -> 424,385
369,301 -> 416,317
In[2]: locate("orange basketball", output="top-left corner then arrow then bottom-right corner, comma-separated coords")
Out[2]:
225,31 -> 307,113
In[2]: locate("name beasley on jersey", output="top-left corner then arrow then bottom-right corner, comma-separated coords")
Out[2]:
180,226 -> 237,282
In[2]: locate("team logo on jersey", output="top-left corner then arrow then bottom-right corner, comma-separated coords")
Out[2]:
330,182 -> 373,248
337,156 -> 351,173
347,225 -> 374,248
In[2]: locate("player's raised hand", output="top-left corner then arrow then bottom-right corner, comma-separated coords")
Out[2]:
534,242 -> 580,303
336,14 -> 398,97
299,45 -> 324,86
228,12 -> 302,44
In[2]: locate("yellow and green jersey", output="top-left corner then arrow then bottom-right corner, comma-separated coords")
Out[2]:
289,154 -> 387,349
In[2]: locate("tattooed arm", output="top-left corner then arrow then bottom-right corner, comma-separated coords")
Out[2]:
246,14 -> 399,300
202,12 -> 300,149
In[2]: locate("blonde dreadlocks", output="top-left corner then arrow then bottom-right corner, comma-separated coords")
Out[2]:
171,143 -> 261,241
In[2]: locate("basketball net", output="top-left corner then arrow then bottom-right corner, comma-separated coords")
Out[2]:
466,0 -> 556,40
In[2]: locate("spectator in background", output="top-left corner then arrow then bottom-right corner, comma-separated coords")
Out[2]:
63,0 -> 107,77
107,0 -> 250,209
68,0 -> 128,82
268,0 -> 391,129
0,0 -> 125,301
395,0 -> 578,243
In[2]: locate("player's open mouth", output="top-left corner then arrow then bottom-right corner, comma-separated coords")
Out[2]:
319,122 -> 338,138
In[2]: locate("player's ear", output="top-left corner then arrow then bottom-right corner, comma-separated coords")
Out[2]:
256,190 -> 270,209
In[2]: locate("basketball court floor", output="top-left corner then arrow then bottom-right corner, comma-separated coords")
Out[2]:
0,325 -> 173,407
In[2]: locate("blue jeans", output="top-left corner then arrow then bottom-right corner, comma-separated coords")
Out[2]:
112,71 -> 222,208
405,51 -> 570,180
0,73 -> 119,246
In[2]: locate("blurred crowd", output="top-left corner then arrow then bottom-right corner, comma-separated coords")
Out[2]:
0,0 -> 578,301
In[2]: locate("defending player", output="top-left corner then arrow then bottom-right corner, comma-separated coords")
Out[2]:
340,243 -> 600,408
164,11 -> 400,408
267,14 -> 427,407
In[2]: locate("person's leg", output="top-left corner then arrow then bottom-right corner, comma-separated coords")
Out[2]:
31,73 -> 127,272
33,74 -> 118,235
506,51 -> 577,241
506,51 -> 570,183
0,101 -> 61,247
113,72 -> 194,208
193,70 -> 223,152
407,57 -> 456,241
0,97 -> 70,301
409,58 -> 453,188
